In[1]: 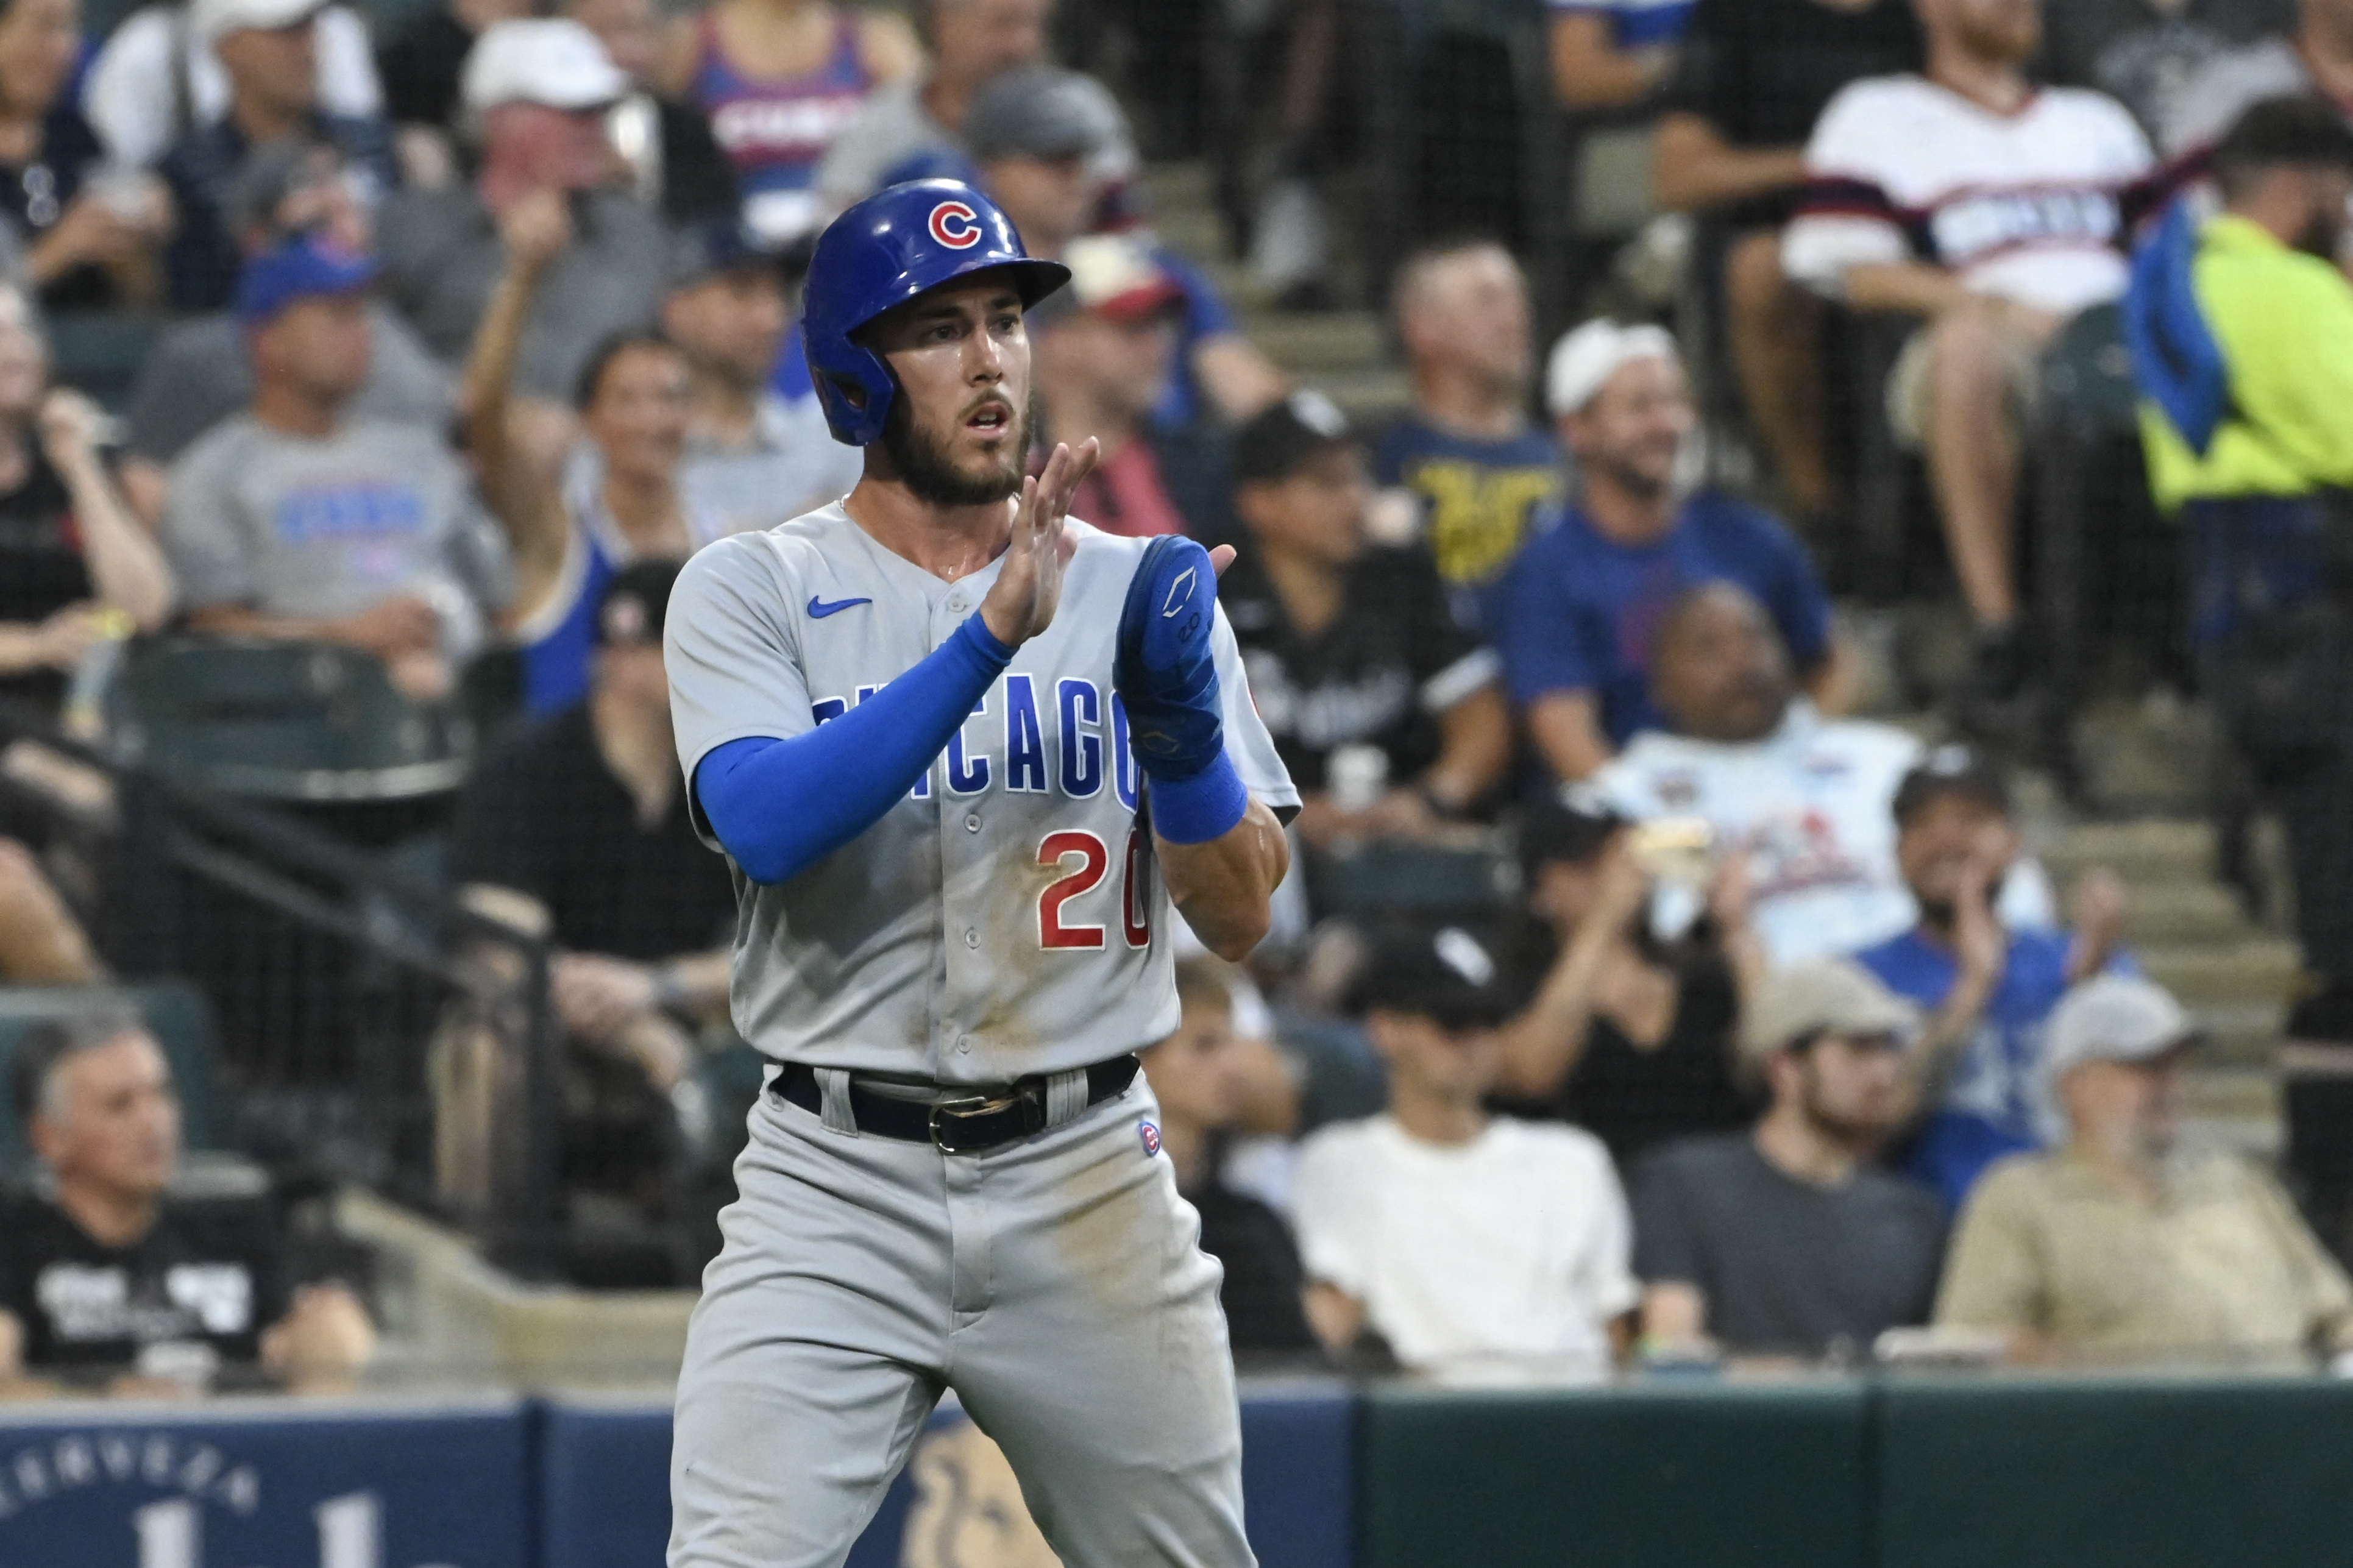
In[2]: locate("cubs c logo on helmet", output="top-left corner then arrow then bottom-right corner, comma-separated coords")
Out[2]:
929,200 -> 983,250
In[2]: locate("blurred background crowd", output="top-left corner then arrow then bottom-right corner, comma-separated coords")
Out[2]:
0,0 -> 2348,1399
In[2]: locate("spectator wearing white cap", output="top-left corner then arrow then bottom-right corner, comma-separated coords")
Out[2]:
157,0 -> 396,311
1633,959 -> 1947,1360
1031,232 -> 1227,541
1500,319 -> 1847,784
1936,975 -> 2353,1361
80,0 -> 379,172
375,18 -> 669,402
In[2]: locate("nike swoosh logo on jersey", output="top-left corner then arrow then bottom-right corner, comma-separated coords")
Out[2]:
808,596 -> 874,619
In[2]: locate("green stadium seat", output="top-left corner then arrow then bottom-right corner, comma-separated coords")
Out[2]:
108,637 -> 474,802
0,980 -> 230,1180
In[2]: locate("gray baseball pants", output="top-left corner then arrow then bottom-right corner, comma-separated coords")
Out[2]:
668,1072 -> 1255,1568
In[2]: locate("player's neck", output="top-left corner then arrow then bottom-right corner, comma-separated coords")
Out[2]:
1413,365 -> 1528,444
53,1176 -> 161,1250
844,478 -> 1017,583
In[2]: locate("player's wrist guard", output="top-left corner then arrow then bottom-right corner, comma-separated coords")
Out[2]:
1114,536 -> 1227,784
1147,750 -> 1248,844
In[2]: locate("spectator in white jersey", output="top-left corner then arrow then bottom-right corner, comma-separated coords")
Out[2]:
1294,923 -> 1638,1376
2164,0 -> 2353,157
655,216 -> 861,533
1783,0 -> 2153,716
1583,583 -> 2053,967
162,235 -> 513,703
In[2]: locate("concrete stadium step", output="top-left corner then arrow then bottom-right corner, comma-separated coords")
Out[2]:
2136,939 -> 2300,1015
1241,313 -> 1391,373
2040,818 -> 2217,885
2119,881 -> 2256,945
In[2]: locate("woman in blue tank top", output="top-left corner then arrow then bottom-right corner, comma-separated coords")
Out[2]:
659,0 -> 917,246
465,191 -> 733,716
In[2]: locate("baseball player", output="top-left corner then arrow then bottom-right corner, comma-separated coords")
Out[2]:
662,178 -> 1299,1568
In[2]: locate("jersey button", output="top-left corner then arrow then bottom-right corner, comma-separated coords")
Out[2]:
956,1034 -> 975,1054
964,814 -> 982,832
964,928 -> 979,949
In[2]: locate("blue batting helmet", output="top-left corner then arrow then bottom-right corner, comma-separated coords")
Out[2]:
802,180 -> 1070,446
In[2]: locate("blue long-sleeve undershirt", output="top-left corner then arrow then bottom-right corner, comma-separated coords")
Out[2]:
694,613 -> 1015,885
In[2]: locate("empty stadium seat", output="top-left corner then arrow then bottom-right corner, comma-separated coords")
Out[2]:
108,637 -> 475,803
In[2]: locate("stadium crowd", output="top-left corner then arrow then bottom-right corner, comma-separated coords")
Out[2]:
0,0 -> 2349,1394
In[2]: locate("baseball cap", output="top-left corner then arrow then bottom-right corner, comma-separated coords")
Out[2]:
964,66 -> 1123,165
462,20 -> 629,119
236,233 -> 377,324
1546,318 -> 1679,416
1739,959 -> 1920,1071
668,217 -> 778,292
2044,974 -> 2201,1079
193,0 -> 322,41
1892,744 -> 2013,828
594,559 -> 679,648
1034,233 -> 1184,326
1231,389 -> 1354,484
1348,923 -> 1516,1031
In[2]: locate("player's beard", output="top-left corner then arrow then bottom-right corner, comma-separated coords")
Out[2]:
877,390 -> 1037,507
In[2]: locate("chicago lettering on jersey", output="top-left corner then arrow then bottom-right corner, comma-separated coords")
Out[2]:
810,673 -> 1143,811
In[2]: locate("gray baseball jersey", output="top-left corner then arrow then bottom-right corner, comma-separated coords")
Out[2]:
665,503 -> 1299,1085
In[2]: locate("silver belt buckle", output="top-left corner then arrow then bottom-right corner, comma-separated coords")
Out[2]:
928,1093 -> 1013,1151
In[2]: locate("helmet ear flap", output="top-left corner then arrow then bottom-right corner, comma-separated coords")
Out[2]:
809,339 -> 901,447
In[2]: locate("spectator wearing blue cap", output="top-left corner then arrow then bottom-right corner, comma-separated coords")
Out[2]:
161,235 -> 512,702
654,215 -> 861,531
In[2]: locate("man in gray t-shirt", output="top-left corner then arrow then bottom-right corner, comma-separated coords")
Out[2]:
1631,960 -> 1947,1359
162,236 -> 511,699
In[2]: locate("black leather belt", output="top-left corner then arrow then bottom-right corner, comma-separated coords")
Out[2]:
770,1054 -> 1141,1154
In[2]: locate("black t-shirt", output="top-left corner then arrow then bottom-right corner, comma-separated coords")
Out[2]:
449,704 -> 737,961
2037,0 -> 2294,136
1631,1133 -> 1946,1357
1491,943 -> 1756,1169
0,451 -> 92,712
1188,1177 -> 1317,1355
1220,543 -> 1492,794
0,107 -> 111,310
1663,0 -> 1924,229
0,1194 -> 289,1371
